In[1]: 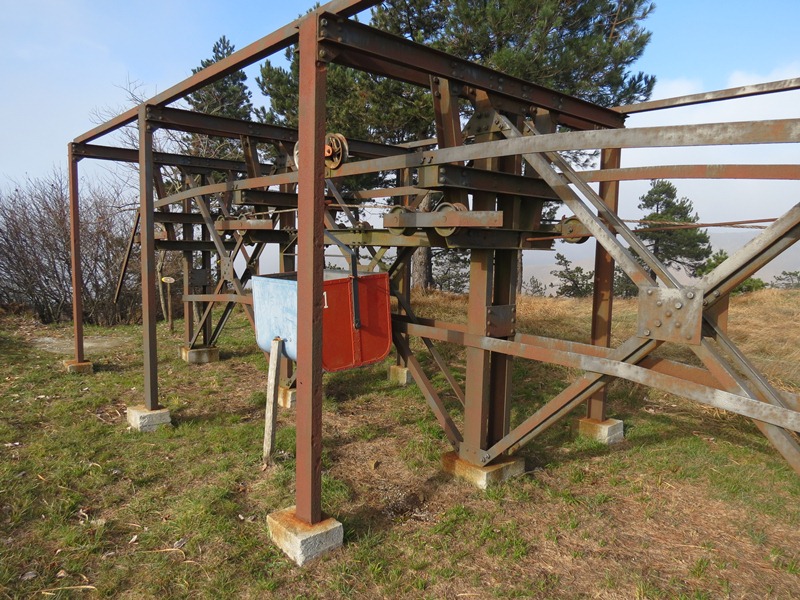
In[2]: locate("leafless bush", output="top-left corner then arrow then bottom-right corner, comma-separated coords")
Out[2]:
0,169 -> 141,325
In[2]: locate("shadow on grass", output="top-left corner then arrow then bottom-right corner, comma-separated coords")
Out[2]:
338,472 -> 451,542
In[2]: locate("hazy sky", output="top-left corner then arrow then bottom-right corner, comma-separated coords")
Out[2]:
1,0 -> 798,280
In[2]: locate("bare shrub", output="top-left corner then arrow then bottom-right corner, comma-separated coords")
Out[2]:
0,169 -> 140,325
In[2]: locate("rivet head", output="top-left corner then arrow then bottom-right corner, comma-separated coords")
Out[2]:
675,302 -> 683,310
686,333 -> 693,340
675,322 -> 682,329
686,291 -> 695,299
656,301 -> 662,307
647,289 -> 653,295
713,290 -> 720,297
665,310 -> 672,318
654,320 -> 662,327
643,329 -> 651,336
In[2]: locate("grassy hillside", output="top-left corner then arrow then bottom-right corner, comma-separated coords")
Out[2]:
1,290 -> 799,598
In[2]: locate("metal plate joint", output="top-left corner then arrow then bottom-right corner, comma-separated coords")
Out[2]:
189,268 -> 212,288
486,304 -> 516,338
637,287 -> 703,345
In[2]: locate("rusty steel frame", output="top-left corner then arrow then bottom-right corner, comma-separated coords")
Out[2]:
68,1 -> 800,527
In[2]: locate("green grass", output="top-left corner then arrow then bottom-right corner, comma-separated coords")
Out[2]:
1,291 -> 800,598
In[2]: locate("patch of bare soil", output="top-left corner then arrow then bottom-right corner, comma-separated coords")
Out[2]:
31,335 -> 129,355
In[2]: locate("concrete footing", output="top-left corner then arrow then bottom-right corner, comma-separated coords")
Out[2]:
278,386 -> 296,409
63,360 -> 93,374
180,346 -> 220,364
388,365 -> 412,386
442,451 -> 525,490
267,506 -> 343,566
126,405 -> 172,432
577,418 -> 624,444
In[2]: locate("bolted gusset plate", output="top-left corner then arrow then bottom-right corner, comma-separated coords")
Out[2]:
487,304 -> 517,338
637,287 -> 703,345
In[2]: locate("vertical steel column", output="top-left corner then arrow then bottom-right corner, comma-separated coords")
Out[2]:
488,150 -> 522,444
138,106 -> 160,410
462,250 -> 493,464
200,175 -> 212,346
587,148 -> 621,421
67,144 -> 85,364
395,167 -> 413,368
295,13 -> 327,526
182,195 -> 194,346
279,186 -> 297,383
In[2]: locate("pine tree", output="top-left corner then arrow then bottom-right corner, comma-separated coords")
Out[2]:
186,36 -> 253,160
257,2 -> 657,290
773,270 -> 800,289
636,180 -> 712,277
550,253 -> 594,297
696,249 -> 765,294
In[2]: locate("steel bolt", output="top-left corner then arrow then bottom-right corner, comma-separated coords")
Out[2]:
654,320 -> 662,327
675,302 -> 683,309
713,290 -> 720,297
320,18 -> 328,26
318,49 -> 328,59
643,329 -> 651,336
686,291 -> 695,299
686,333 -> 693,340
647,289 -> 653,295
482,453 -> 491,463
656,300 -> 662,307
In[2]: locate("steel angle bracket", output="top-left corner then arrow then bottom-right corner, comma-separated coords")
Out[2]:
638,286 -> 704,345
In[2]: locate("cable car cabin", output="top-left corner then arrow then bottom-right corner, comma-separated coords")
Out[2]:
252,271 -> 392,372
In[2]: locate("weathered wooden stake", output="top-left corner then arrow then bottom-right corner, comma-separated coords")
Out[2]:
263,337 -> 282,463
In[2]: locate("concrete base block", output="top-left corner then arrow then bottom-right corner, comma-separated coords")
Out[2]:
442,451 -> 525,490
278,386 -> 296,409
63,360 -> 93,374
180,346 -> 220,364
267,506 -> 343,566
577,418 -> 624,445
388,365 -> 413,386
126,405 -> 172,432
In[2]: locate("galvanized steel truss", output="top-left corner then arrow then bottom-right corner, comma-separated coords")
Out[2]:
69,0 -> 800,526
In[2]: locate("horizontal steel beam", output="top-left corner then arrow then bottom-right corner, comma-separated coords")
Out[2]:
383,210 -> 503,229
148,106 -> 408,158
214,219 -> 276,231
330,118 -> 800,179
154,240 -> 237,251
419,164 -> 559,199
320,13 -> 625,130
73,142 -> 273,174
581,164 -> 800,183
394,320 -> 800,434
183,293 -> 253,305
154,212 -> 205,224
616,77 -> 800,114
152,119 -> 800,209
